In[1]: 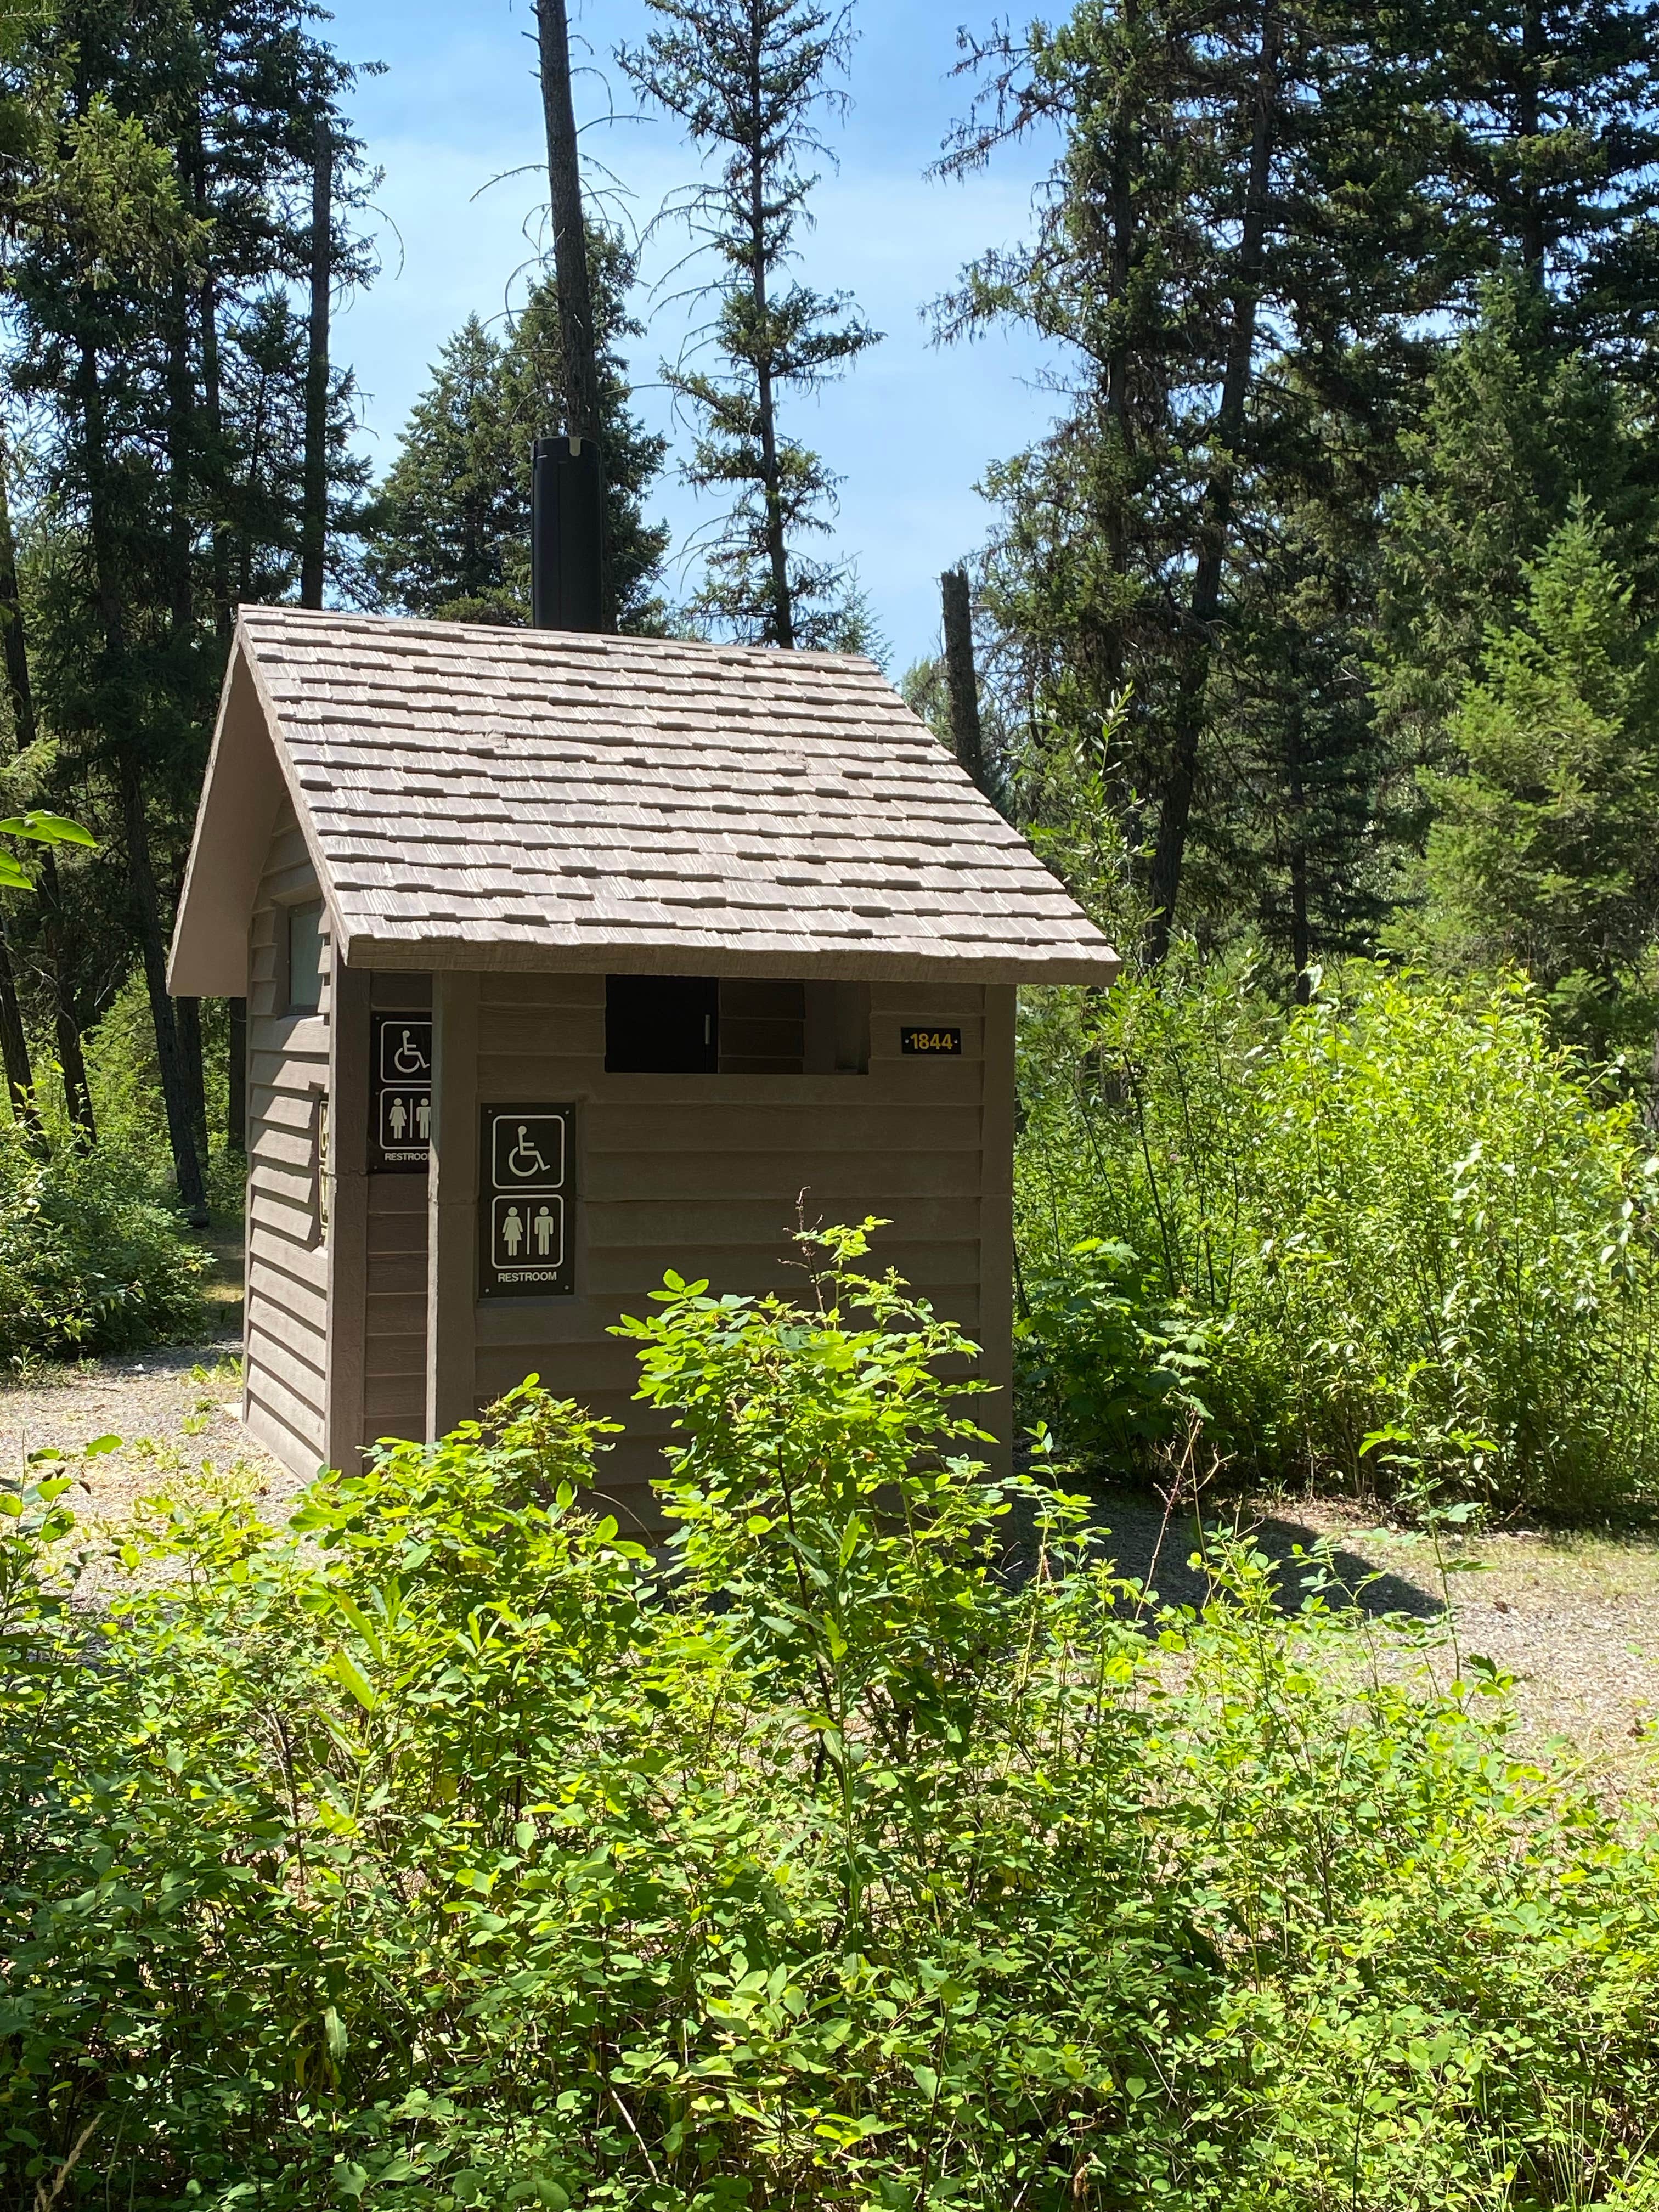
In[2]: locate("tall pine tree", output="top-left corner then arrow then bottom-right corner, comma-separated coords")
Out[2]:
945,0 -> 1659,969
4,0 -> 375,1205
1411,511 -> 1659,1054
618,0 -> 879,650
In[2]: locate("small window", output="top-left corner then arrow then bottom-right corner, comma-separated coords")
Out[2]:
286,900 -> 325,1014
606,974 -> 719,1073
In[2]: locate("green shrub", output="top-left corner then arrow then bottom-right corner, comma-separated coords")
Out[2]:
1017,962 -> 1659,1517
4,1227 -> 1659,2209
71,967 -> 230,1177
0,1121 -> 209,1359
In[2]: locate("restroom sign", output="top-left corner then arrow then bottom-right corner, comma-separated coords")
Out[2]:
370,1013 -> 432,1173
479,1103 -> 574,1297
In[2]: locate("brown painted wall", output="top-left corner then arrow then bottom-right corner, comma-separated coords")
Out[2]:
248,951 -> 1017,1513
362,973 -> 431,1451
424,972 -> 1015,1525
244,803 -> 331,1475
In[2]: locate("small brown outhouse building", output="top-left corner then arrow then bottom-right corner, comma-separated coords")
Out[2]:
169,602 -> 1119,1519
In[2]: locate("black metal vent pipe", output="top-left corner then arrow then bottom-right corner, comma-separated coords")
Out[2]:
531,433 -> 605,631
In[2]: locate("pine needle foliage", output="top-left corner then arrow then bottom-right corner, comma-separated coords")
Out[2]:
1413,511 -> 1659,1054
366,234 -> 669,634
618,0 -> 879,651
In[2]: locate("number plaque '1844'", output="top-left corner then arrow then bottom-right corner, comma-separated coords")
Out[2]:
478,1104 -> 575,1298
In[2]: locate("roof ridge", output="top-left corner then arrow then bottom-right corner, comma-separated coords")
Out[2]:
234,602 -> 882,675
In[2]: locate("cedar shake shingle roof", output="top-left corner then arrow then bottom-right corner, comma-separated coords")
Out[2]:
176,604 -> 1120,987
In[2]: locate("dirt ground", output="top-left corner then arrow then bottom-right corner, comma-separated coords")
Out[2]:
1,1340 -> 302,1529
1076,1481 -> 1659,1786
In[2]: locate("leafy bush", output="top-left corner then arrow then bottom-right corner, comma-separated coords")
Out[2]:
5,1227 -> 1659,2209
1018,961 -> 1659,1517
1015,1235 -> 1215,1464
71,967 -> 230,1174
0,1120 -> 208,1359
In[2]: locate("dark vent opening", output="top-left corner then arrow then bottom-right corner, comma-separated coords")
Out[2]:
605,975 -> 870,1076
606,975 -> 719,1073
718,978 -> 805,1073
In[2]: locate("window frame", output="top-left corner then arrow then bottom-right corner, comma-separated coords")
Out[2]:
283,898 -> 326,1018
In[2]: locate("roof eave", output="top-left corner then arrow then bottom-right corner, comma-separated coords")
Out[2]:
339,927 -> 1121,989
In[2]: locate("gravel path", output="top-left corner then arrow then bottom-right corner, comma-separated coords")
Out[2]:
1085,1484 -> 1659,1785
8,1351 -> 1659,1784
1,1338 -> 301,1534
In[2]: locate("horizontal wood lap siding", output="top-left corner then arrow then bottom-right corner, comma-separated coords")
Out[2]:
244,804 -> 329,1478
364,973 -> 431,1444
470,974 -> 993,1515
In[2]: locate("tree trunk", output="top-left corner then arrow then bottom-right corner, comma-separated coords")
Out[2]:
1146,0 -> 1280,963
114,746 -> 208,1221
534,0 -> 614,630
176,992 -> 210,1169
35,849 -> 94,1142
1103,0 -> 1139,605
534,0 -> 602,445
0,454 -> 94,1142
941,568 -> 987,793
166,274 -> 193,639
300,116 -> 330,611
0,918 -> 41,1142
77,331 -> 207,1221
188,121 -> 233,644
1516,0 -> 1547,283
744,37 -> 793,650
1287,710 -> 1311,1003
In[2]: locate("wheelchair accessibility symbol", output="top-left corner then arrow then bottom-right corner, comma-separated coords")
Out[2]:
378,1020 -> 431,1084
490,1113 -> 565,1190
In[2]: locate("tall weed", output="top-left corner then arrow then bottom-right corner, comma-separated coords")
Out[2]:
1017,963 -> 1659,1516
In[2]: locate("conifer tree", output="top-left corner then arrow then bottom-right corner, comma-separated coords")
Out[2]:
1411,511 -> 1659,1053
367,242 -> 669,631
1375,273 -> 1659,759
3,0 -> 375,1201
945,0 -> 1659,962
1408,0 -> 1659,352
618,0 -> 879,650
941,0 -> 1451,957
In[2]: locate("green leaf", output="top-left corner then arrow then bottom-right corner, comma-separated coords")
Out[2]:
0,810 -> 97,847
332,1590 -> 383,1661
331,1648 -> 379,1712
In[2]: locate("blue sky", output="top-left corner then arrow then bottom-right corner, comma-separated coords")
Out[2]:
328,0 -> 1065,672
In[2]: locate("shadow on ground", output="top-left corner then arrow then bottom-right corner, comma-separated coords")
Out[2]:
1004,1478 -> 1444,1621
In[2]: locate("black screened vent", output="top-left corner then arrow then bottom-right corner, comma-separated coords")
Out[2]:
605,974 -> 719,1073
605,975 -> 869,1075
